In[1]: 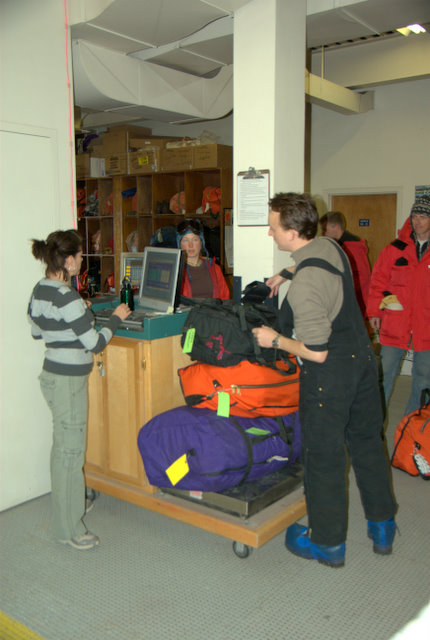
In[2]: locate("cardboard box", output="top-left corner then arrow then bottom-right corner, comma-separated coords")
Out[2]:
192,144 -> 232,169
104,153 -> 129,175
128,150 -> 159,174
160,147 -> 193,171
102,125 -> 152,154
86,136 -> 104,154
76,154 -> 90,178
129,137 -> 179,150
75,153 -> 105,178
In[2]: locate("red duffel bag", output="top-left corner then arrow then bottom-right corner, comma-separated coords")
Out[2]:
178,358 -> 300,418
391,389 -> 430,479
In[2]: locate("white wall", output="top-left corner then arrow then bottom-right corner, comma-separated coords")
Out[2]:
310,78 -> 430,226
0,0 -> 76,510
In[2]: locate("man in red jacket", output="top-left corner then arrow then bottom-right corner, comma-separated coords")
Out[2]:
320,211 -> 371,316
367,195 -> 430,415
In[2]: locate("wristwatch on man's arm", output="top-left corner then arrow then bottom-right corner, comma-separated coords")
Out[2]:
272,334 -> 280,349
280,268 -> 293,281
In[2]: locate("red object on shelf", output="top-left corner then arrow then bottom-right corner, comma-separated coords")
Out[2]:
105,192 -> 113,215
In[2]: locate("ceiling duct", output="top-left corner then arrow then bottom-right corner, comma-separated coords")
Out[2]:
72,39 -> 233,127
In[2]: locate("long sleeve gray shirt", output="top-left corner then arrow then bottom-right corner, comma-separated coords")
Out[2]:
28,278 -> 120,375
288,237 -> 348,351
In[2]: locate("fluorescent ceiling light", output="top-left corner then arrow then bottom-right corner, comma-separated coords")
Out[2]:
408,24 -> 426,34
397,23 -> 426,36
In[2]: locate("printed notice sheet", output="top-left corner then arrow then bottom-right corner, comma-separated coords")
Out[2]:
237,169 -> 270,226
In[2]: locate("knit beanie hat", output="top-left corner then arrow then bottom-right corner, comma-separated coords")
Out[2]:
176,219 -> 209,258
410,195 -> 430,218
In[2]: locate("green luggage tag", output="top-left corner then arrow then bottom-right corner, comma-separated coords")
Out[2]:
245,427 -> 271,435
217,391 -> 230,417
182,328 -> 195,353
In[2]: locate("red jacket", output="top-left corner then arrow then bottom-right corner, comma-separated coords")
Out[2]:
366,219 -> 430,351
180,258 -> 230,299
339,232 -> 371,315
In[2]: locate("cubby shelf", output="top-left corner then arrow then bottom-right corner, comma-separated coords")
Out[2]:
77,159 -> 232,294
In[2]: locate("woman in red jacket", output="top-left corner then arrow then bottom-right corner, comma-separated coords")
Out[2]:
367,196 -> 430,415
177,219 -> 230,299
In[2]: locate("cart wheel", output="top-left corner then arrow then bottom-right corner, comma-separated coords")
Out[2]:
85,487 -> 99,501
232,541 -> 252,559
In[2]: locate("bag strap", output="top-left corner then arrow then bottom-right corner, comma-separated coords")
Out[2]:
276,415 -> 295,447
419,388 -> 430,410
236,304 -> 248,332
229,415 -> 296,485
295,256 -> 343,277
235,303 -> 275,369
241,303 -> 297,376
229,416 -> 254,485
250,352 -> 297,377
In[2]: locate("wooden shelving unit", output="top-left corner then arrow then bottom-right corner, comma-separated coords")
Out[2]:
77,177 -> 115,292
77,148 -> 233,294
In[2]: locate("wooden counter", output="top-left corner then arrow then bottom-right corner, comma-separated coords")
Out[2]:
85,334 -> 190,494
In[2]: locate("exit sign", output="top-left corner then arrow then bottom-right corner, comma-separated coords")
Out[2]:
359,219 -> 370,226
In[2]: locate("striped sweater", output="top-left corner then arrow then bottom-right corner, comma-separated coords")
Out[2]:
28,279 -> 121,376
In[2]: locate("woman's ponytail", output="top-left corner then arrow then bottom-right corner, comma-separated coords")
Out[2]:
30,230 -> 81,279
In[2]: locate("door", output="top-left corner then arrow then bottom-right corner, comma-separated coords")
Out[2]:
331,193 -> 397,269
1,125 -> 60,510
104,338 -> 146,486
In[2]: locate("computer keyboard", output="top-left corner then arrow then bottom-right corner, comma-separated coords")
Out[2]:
93,307 -> 155,328
93,308 -> 115,322
122,310 -> 151,327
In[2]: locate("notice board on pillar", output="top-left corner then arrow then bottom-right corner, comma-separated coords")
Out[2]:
237,167 -> 270,226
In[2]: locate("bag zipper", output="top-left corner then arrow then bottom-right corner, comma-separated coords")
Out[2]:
219,378 -> 298,395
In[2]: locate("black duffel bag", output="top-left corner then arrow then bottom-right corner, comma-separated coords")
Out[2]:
180,299 -> 295,373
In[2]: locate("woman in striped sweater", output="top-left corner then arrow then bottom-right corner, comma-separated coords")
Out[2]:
28,229 -> 130,550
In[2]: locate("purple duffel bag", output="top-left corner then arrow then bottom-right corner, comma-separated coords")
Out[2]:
137,406 -> 301,492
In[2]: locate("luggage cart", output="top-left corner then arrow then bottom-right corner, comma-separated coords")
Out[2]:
86,466 -> 306,558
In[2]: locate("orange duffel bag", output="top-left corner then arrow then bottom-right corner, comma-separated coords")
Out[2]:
391,389 -> 430,479
178,358 -> 300,418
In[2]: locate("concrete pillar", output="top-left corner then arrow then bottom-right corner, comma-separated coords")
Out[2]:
233,0 -> 306,288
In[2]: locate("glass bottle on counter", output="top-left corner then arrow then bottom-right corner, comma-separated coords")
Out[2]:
120,276 -> 135,311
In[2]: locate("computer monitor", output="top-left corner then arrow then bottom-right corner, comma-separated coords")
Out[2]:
138,247 -> 184,313
120,252 -> 145,290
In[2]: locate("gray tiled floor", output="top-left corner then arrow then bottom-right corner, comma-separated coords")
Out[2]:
1,375 -> 429,640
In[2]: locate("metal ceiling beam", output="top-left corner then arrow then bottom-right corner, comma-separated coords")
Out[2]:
305,70 -> 374,114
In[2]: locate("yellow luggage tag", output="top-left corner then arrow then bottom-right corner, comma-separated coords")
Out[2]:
217,391 -> 230,417
165,453 -> 189,486
182,328 -> 195,353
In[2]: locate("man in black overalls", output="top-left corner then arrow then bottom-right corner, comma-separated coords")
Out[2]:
253,193 -> 396,568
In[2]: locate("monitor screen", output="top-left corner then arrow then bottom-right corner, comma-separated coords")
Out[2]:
120,252 -> 145,290
138,247 -> 184,313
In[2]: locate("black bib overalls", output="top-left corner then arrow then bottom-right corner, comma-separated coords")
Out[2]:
279,244 -> 396,545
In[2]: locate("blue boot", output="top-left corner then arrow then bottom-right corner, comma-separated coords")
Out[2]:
285,524 -> 345,568
367,518 -> 396,555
